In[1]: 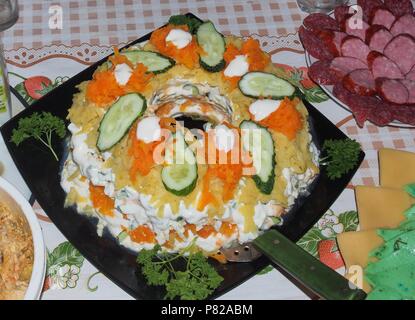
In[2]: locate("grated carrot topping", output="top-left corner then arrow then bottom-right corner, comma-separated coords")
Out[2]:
259,97 -> 303,140
129,225 -> 156,243
89,183 -> 115,217
149,24 -> 201,69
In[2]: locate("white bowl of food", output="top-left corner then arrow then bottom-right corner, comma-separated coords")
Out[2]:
0,177 -> 46,300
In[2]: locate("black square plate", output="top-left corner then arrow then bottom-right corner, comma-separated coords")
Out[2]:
0,14 -> 364,299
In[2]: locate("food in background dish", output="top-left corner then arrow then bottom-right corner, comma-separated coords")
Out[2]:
300,0 -> 415,127
60,16 -> 320,257
0,200 -> 34,300
337,148 -> 415,299
364,188 -> 415,300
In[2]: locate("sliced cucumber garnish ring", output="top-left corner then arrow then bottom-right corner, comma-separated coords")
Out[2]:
197,21 -> 226,72
121,50 -> 175,74
240,120 -> 276,194
97,93 -> 146,151
239,72 -> 296,99
161,131 -> 198,196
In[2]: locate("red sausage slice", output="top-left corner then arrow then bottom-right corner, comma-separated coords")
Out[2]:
390,14 -> 415,38
384,34 -> 415,75
343,69 -> 376,96
391,105 -> 415,126
344,16 -> 370,41
370,8 -> 396,30
299,26 -> 335,61
330,56 -> 368,78
333,81 -> 394,127
366,25 -> 393,53
376,78 -> 409,105
303,13 -> 340,31
341,36 -> 370,63
308,60 -> 340,85
384,0 -> 414,18
314,29 -> 340,56
334,5 -> 353,26
358,0 -> 383,22
401,80 -> 415,104
367,51 -> 404,79
333,31 -> 347,53
406,66 -> 415,81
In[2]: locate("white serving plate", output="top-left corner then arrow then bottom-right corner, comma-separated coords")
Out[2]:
0,177 -> 46,300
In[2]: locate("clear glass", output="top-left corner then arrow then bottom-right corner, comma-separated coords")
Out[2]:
296,0 -> 349,13
0,0 -> 18,126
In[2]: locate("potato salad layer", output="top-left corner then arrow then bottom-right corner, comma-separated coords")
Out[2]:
61,18 -> 319,255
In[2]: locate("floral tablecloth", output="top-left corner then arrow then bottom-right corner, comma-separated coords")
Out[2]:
0,0 -> 414,300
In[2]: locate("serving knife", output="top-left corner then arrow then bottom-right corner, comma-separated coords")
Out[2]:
220,229 -> 367,300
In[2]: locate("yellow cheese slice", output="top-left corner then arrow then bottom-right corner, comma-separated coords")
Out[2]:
337,230 -> 383,292
379,148 -> 415,188
355,185 -> 415,231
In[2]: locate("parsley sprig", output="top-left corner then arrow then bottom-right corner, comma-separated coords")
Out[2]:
137,244 -> 223,300
321,139 -> 361,180
11,112 -> 66,161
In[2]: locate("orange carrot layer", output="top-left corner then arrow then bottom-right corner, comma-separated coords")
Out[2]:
86,49 -> 152,107
128,126 -> 160,181
89,183 -> 115,217
149,24 -> 201,69
129,225 -> 156,243
222,38 -> 271,89
259,97 -> 303,140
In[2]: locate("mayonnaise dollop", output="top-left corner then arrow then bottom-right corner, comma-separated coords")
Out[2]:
248,99 -> 281,121
114,63 -> 132,86
224,55 -> 249,77
136,116 -> 161,143
166,29 -> 192,49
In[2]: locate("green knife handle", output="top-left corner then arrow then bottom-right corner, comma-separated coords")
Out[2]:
253,229 -> 367,300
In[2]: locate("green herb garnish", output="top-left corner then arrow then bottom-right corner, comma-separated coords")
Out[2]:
168,15 -> 202,34
137,244 -> 223,300
321,139 -> 361,180
11,112 -> 66,161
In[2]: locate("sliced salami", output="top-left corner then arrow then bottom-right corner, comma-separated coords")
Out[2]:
376,78 -> 409,105
401,80 -> 415,104
344,16 -> 370,41
330,56 -> 368,77
390,14 -> 415,38
308,60 -> 339,85
341,36 -> 370,63
333,81 -> 393,127
333,31 -> 348,53
314,29 -> 340,56
334,5 -> 353,26
384,34 -> 415,75
406,66 -> 415,81
343,69 -> 376,96
370,8 -> 396,30
366,25 -> 393,53
391,105 -> 415,126
333,82 -> 371,126
367,51 -> 404,79
358,0 -> 383,22
303,13 -> 339,31
299,26 -> 335,61
384,0 -> 414,18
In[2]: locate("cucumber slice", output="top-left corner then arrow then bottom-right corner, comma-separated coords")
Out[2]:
161,131 -> 198,196
121,50 -> 175,74
196,21 -> 226,72
97,93 -> 146,151
240,120 -> 275,194
239,72 -> 296,99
